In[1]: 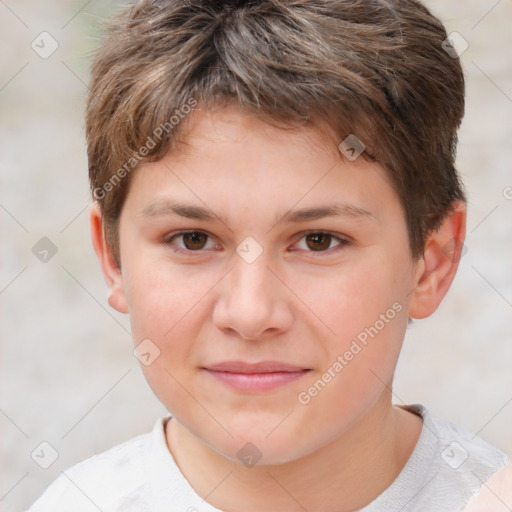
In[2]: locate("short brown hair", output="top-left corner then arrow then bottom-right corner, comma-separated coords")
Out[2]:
86,0 -> 466,264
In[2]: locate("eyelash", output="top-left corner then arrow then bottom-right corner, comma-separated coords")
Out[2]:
164,230 -> 351,256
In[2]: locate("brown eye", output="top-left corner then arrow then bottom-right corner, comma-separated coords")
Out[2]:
167,231 -> 214,252
181,232 -> 208,250
293,231 -> 349,255
305,233 -> 334,251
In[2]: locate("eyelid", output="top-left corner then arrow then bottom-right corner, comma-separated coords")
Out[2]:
164,230 -> 219,253
296,229 -> 351,243
165,229 -> 351,255
290,230 -> 351,255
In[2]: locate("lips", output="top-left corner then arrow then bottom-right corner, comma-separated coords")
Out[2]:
202,361 -> 311,392
204,360 -> 309,373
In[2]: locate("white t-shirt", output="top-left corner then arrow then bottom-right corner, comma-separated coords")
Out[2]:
27,404 -> 509,512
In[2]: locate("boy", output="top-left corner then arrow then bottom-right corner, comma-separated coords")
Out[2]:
28,0 -> 512,510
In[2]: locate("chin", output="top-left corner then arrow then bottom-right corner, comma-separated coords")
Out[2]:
221,436 -> 312,468
210,418 -> 315,467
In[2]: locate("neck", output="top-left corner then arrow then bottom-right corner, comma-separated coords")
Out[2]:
165,394 -> 422,511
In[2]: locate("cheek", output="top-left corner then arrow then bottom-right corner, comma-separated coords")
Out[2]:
300,301 -> 407,399
295,254 -> 410,398
295,303 -> 408,446
122,254 -> 211,341
122,260 -> 212,414
121,255 -> 222,381
304,254 -> 406,341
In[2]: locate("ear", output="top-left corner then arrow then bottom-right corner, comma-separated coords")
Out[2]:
89,203 -> 129,314
409,201 -> 467,319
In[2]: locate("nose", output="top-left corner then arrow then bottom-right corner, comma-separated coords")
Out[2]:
212,252 -> 294,341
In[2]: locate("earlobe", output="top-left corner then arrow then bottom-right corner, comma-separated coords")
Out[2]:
89,203 -> 129,314
409,201 -> 467,319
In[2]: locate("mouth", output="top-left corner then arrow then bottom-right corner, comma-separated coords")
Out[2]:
202,361 -> 312,393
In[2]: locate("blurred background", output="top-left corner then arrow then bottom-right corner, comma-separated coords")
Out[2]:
1,1 -> 511,510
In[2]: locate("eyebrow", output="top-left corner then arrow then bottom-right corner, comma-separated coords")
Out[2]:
140,199 -> 375,227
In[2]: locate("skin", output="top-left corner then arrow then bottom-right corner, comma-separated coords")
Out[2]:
462,461 -> 512,511
91,105 -> 467,511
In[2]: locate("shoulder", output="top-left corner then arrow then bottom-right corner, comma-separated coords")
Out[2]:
394,405 -> 510,511
27,419 -> 167,512
461,460 -> 512,512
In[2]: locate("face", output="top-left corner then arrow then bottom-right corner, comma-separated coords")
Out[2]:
114,106 -> 421,464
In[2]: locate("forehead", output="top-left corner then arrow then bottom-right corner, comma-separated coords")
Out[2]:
124,106 -> 403,229
174,104 -> 340,160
